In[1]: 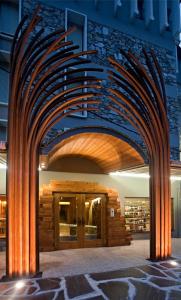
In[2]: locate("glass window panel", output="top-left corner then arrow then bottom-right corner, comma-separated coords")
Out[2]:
124,197 -> 150,232
67,23 -> 83,52
84,194 -> 105,240
66,10 -> 85,53
58,195 -> 78,241
0,67 -> 9,103
0,2 -> 19,35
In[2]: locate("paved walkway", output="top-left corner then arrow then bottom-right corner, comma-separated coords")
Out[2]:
1,260 -> 181,299
40,240 -> 150,278
0,239 -> 181,299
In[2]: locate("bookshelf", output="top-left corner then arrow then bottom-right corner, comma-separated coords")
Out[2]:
124,197 -> 150,232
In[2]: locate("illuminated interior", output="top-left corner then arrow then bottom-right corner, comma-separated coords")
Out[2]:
53,193 -> 105,243
0,196 -> 6,239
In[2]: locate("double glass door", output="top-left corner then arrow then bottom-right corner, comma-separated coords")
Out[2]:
54,193 -> 106,249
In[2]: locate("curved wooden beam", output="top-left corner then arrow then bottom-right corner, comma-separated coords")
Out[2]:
108,49 -> 171,260
7,10 -> 102,277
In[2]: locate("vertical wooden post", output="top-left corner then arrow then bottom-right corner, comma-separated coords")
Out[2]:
7,11 -> 102,277
108,49 -> 171,260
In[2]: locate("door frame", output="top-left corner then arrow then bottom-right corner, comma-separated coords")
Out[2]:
39,180 -> 131,252
53,191 -> 107,250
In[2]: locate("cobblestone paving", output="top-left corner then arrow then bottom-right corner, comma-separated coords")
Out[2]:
1,260 -> 181,299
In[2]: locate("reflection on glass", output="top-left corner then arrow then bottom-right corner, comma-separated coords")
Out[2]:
84,195 -> 103,240
54,193 -> 106,243
0,197 -> 6,239
58,196 -> 78,241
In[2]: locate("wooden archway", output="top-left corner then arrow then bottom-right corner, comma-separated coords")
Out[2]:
7,9 -> 171,278
108,49 -> 171,260
7,9 -> 102,277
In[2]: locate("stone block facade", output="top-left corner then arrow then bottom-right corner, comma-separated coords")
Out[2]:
39,195 -> 55,251
22,0 -> 181,160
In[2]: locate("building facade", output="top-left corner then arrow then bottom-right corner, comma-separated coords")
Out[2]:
0,0 -> 181,263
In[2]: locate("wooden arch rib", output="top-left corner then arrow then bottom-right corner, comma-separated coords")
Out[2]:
7,9 -> 102,277
108,49 -> 171,260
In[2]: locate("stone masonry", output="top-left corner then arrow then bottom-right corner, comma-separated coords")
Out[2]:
23,0 -> 180,160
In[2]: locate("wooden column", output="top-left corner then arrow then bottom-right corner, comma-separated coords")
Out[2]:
7,10 -> 102,277
149,152 -> 171,259
108,48 -> 171,260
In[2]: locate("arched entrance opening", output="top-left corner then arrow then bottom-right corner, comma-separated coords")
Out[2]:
38,130 -> 151,275
6,10 -> 171,278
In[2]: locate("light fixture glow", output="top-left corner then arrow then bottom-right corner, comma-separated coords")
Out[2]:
15,281 -> 25,289
170,176 -> 181,181
169,260 -> 178,266
0,163 -> 7,169
109,172 -> 181,180
41,163 -> 46,169
109,171 -> 150,178
92,197 -> 101,204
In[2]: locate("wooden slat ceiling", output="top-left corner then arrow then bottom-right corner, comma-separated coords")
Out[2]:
47,133 -> 145,173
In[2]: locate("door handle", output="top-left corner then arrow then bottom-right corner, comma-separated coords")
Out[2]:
82,218 -> 85,226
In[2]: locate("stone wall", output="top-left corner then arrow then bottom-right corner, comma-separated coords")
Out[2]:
23,0 -> 180,160
39,195 -> 55,251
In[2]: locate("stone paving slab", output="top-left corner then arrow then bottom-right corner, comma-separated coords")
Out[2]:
150,277 -> 181,287
65,275 -> 93,298
1,259 -> 181,299
137,265 -> 167,277
168,290 -> 181,300
98,281 -> 129,300
90,267 -> 146,281
36,278 -> 61,291
130,280 -> 166,300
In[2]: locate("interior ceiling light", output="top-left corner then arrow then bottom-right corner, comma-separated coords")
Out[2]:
109,171 -> 150,178
109,172 -> 181,181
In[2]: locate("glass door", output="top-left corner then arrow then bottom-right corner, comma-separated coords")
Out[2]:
53,193 -> 106,249
83,194 -> 106,247
54,193 -> 83,249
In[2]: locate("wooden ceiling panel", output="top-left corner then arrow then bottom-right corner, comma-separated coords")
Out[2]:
47,133 -> 144,173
